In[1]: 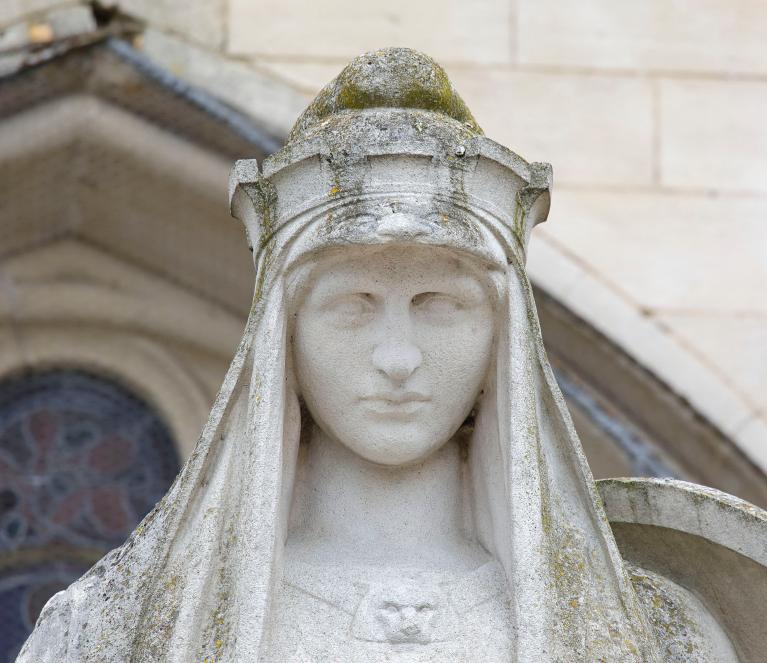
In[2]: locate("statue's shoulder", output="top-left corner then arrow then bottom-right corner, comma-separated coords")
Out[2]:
598,478 -> 767,662
16,582 -> 75,661
16,546 -> 126,662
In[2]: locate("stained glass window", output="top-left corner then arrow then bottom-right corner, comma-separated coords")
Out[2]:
0,370 -> 180,661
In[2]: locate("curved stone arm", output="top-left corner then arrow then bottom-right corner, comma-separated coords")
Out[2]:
598,478 -> 767,662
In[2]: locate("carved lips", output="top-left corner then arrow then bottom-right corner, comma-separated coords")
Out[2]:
359,392 -> 431,417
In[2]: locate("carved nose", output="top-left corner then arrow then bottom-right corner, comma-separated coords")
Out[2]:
372,340 -> 422,382
400,606 -> 416,620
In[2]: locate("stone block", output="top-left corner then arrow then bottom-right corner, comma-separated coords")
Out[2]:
517,0 -> 767,75
449,68 -> 653,186
47,4 -> 95,37
120,0 -> 225,48
544,190 -> 767,313
0,4 -> 95,48
660,79 -> 767,192
0,0 -> 62,28
227,0 -> 513,64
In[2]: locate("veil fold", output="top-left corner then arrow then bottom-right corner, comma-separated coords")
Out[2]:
484,260 -> 660,660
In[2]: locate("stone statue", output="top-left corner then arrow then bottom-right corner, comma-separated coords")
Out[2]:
18,48 -> 767,662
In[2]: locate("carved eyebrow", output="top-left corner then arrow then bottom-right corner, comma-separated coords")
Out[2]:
416,277 -> 487,301
308,281 -> 379,304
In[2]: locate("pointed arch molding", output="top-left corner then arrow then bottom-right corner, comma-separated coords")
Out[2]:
529,237 -> 767,477
0,93 -> 251,459
0,239 -> 243,458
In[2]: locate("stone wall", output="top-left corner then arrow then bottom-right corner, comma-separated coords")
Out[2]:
2,0 -> 765,469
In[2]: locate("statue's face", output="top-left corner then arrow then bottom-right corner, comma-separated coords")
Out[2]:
292,244 -> 495,465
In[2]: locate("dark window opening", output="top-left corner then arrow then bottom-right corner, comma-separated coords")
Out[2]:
0,370 -> 180,661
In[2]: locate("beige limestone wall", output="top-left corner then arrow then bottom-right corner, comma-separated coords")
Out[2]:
2,0 -> 766,469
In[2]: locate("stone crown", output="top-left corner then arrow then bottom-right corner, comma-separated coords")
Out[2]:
230,48 -> 552,256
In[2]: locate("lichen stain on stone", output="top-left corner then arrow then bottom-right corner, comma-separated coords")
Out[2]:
164,575 -> 179,590
539,491 -> 649,662
288,47 -> 482,144
629,567 -> 703,662
131,564 -> 186,661
250,178 -> 278,308
512,193 -> 527,243
197,521 -> 237,662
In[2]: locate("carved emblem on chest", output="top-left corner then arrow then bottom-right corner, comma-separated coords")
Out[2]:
351,580 -> 455,645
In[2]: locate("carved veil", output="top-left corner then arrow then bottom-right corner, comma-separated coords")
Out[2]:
19,49 -> 662,662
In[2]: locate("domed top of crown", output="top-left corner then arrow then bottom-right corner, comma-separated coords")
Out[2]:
287,47 -> 482,143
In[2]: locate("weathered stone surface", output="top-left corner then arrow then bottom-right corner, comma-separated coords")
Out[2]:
287,48 -> 481,142
599,478 -> 767,661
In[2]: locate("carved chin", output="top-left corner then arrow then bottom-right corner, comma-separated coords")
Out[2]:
344,435 -> 448,466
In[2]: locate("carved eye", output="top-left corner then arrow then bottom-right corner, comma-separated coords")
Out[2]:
416,604 -> 433,614
411,292 -> 463,322
324,293 -> 375,327
382,602 -> 400,615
